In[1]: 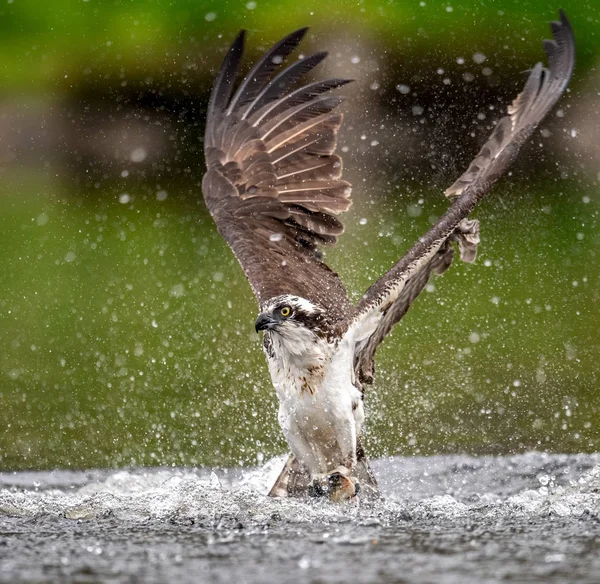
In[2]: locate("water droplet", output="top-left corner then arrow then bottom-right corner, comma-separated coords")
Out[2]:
407,204 -> 422,217
170,283 -> 185,297
545,553 -> 566,563
130,147 -> 147,163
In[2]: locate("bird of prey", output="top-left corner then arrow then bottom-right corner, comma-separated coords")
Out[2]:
202,12 -> 575,501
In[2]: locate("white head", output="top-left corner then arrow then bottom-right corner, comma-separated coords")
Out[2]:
255,295 -> 331,356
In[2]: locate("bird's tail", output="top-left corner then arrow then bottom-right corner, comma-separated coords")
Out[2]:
267,453 -> 312,498
354,440 -> 380,500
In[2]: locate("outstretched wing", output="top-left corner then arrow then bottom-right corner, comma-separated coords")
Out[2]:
352,219 -> 479,384
346,10 -> 575,385
203,29 -> 354,319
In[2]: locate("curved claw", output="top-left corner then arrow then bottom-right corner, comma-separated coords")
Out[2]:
308,470 -> 359,502
328,471 -> 358,502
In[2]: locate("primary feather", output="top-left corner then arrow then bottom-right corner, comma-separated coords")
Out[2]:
345,10 -> 575,385
203,28 -> 353,320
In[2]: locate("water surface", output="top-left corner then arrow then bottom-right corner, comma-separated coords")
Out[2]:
2,452 -> 599,583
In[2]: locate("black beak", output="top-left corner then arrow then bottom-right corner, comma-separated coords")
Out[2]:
255,313 -> 274,333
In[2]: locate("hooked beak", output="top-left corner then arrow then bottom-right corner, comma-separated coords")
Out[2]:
255,313 -> 275,333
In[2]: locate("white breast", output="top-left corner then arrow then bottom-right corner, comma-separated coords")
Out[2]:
264,332 -> 364,476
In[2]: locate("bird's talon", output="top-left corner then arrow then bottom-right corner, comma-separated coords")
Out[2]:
327,471 -> 359,502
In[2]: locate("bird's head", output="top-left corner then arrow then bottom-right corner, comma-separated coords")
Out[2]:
255,295 -> 329,343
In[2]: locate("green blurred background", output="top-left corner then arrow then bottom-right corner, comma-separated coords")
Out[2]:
0,0 -> 598,470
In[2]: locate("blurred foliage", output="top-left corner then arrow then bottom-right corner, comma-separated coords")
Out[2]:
1,176 -> 598,469
0,0 -> 598,470
0,0 -> 597,91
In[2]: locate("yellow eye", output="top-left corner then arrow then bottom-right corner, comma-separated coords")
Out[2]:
280,306 -> 291,317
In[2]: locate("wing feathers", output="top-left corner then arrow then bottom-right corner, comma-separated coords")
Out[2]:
203,28 -> 353,315
250,78 -> 352,127
347,11 -> 575,387
445,11 -> 574,199
270,120 -> 340,163
276,179 -> 346,192
276,154 -> 342,181
206,30 -> 246,147
226,27 -> 309,115
242,52 -> 328,119
263,100 -> 344,145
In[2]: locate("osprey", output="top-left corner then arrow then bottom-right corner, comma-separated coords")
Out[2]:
202,13 -> 574,501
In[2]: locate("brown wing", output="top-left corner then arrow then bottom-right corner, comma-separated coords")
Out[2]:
353,219 -> 479,384
346,10 -> 575,385
203,29 -> 354,318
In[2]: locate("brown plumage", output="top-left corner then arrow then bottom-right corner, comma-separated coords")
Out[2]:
202,13 -> 575,499
347,11 -> 574,385
203,28 -> 353,322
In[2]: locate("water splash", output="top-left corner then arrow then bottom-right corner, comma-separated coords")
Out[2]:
2,453 -> 600,583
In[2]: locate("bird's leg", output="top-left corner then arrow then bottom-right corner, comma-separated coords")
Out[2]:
328,416 -> 361,501
308,420 -> 361,502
